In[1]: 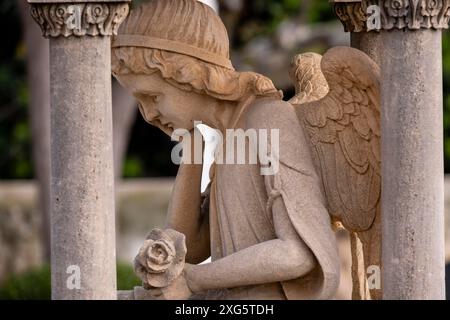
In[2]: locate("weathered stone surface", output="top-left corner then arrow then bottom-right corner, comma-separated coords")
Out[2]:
333,0 -> 450,32
381,29 -> 445,300
26,0 -> 130,299
49,35 -> 117,299
134,228 -> 186,289
30,2 -> 129,37
333,0 -> 446,300
350,32 -> 382,65
112,0 -> 382,300
293,47 -> 382,300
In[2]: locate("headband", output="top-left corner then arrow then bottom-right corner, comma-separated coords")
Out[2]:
112,35 -> 234,70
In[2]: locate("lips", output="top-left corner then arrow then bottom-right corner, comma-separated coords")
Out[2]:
160,122 -> 174,132
152,119 -> 174,136
162,122 -> 173,129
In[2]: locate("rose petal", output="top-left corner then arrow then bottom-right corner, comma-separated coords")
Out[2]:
146,228 -> 165,241
135,228 -> 187,288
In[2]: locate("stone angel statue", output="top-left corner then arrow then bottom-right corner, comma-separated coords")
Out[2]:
112,0 -> 381,300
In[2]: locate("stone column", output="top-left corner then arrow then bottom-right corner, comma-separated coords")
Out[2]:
27,0 -> 130,299
378,0 -> 446,300
333,0 -> 382,65
333,0 -> 446,300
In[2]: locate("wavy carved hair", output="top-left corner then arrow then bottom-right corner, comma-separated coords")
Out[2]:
111,0 -> 282,102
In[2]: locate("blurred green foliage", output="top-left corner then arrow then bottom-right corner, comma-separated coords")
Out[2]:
225,0 -> 334,46
123,156 -> 145,178
442,35 -> 450,170
0,0 -> 32,179
0,262 -> 140,299
116,262 -> 142,291
0,265 -> 51,300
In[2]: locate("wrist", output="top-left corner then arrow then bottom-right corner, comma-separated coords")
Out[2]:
184,263 -> 203,294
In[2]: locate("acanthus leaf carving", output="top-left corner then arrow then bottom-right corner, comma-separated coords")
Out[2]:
30,2 -> 129,38
333,0 -> 450,32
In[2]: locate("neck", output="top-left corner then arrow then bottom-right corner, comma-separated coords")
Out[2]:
198,95 -> 256,133
202,99 -> 236,134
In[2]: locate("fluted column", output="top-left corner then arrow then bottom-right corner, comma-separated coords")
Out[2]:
27,0 -> 130,299
333,0 -> 446,300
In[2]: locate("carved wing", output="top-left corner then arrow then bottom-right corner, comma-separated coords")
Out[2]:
289,47 -> 381,299
291,46 -> 380,232
288,52 -> 329,105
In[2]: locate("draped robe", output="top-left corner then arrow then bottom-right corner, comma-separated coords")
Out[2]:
202,96 -> 340,300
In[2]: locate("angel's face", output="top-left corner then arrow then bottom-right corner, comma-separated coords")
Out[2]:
116,73 -> 212,136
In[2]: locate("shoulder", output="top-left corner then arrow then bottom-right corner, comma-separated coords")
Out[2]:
243,97 -> 316,171
244,97 -> 300,130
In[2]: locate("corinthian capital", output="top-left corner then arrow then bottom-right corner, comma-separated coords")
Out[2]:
331,0 -> 450,32
27,0 -> 130,38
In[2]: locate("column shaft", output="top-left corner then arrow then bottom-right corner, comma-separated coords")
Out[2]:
350,32 -> 382,65
50,36 -> 116,299
381,29 -> 445,299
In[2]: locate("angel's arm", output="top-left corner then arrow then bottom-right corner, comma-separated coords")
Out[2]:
165,132 -> 210,264
183,99 -> 322,293
184,178 -> 317,293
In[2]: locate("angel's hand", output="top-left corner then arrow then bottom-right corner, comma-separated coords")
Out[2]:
146,271 -> 194,300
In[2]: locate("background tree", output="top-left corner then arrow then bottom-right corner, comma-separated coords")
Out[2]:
16,0 -> 50,261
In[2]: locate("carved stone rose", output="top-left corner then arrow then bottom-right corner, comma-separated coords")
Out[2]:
134,228 -> 187,288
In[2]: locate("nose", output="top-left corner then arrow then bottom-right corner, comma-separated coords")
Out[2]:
139,102 -> 160,123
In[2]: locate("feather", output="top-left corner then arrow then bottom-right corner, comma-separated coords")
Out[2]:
289,46 -> 381,299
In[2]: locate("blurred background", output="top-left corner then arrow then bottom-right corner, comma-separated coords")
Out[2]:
0,0 -> 448,299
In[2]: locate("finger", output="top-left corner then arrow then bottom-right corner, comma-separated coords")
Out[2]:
148,288 -> 163,297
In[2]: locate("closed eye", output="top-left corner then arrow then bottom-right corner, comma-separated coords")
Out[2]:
133,90 -> 161,100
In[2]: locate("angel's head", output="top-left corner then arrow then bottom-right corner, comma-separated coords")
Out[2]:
111,0 -> 281,135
